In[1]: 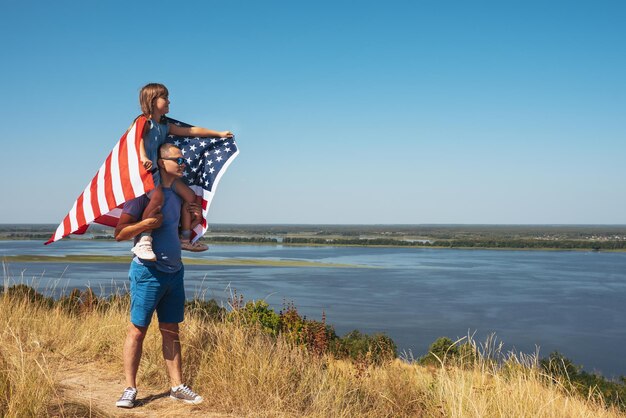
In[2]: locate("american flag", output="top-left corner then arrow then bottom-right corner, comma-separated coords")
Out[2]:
46,116 -> 239,244
166,117 -> 239,241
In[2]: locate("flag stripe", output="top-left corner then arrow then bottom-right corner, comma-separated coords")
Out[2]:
96,207 -> 123,227
75,193 -> 86,228
134,119 -> 154,192
117,133 -> 135,201
68,198 -> 78,232
109,140 -> 125,205
90,174 -> 102,220
82,182 -> 94,225
52,222 -> 64,243
126,122 -> 145,197
62,215 -> 71,241
103,154 -> 117,210
96,161 -> 109,218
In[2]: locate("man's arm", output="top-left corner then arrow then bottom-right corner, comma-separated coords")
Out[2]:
114,212 -> 163,241
169,124 -> 233,139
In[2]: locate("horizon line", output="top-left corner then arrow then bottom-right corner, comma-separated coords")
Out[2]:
3,223 -> 626,227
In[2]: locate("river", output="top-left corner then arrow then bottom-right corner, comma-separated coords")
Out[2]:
2,240 -> 626,377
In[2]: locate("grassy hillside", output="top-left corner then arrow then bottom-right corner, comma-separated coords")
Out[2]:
1,286 -> 624,417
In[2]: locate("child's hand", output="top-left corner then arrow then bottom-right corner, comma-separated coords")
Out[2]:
188,202 -> 202,220
142,159 -> 153,170
219,131 -> 234,138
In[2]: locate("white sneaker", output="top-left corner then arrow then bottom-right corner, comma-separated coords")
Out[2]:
116,387 -> 137,408
131,236 -> 156,261
170,384 -> 203,404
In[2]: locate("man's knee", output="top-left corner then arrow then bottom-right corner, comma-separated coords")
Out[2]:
159,322 -> 179,339
127,323 -> 148,342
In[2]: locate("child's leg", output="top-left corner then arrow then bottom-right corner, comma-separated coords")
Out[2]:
130,186 -> 163,261
180,199 -> 203,236
172,179 -> 201,233
180,201 -> 192,242
180,198 -> 208,252
190,195 -> 203,230
170,179 -> 195,204
142,185 -> 164,221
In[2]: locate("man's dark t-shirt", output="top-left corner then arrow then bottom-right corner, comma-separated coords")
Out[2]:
122,187 -> 182,273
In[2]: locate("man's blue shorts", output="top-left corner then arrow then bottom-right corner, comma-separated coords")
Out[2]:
129,261 -> 185,327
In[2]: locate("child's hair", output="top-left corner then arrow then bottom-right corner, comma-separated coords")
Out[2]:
139,83 -> 169,118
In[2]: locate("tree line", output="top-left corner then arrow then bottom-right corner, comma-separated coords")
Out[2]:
283,237 -> 626,250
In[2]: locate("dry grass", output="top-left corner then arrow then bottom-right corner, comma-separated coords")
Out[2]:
430,343 -> 613,418
1,290 -> 624,417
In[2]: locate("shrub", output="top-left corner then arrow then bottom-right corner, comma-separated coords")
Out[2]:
4,284 -> 54,309
540,351 -> 581,380
540,351 -> 626,410
229,300 -> 281,336
280,304 -> 337,356
227,296 -> 395,364
332,330 -> 397,365
185,298 -> 226,322
419,336 -> 476,367
57,288 -> 100,316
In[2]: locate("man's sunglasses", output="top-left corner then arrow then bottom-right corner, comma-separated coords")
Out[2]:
160,157 -> 185,166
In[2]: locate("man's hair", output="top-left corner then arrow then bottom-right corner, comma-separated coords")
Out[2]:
139,83 -> 168,118
159,143 -> 179,158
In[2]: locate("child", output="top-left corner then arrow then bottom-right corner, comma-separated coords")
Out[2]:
131,83 -> 233,259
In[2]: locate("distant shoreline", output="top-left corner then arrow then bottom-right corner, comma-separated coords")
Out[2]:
3,223 -> 626,252
1,237 -> 624,252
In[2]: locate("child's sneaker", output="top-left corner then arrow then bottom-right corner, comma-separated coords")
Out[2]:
181,240 -> 208,252
170,384 -> 203,404
131,236 -> 157,261
116,387 -> 137,408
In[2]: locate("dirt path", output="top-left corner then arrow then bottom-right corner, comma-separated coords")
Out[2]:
54,361 -> 233,417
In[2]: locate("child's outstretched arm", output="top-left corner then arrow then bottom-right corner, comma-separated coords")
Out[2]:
169,124 -> 233,139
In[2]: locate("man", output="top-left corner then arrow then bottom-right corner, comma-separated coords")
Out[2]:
114,143 -> 202,408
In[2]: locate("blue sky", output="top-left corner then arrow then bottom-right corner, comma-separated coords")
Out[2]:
1,1 -> 625,224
